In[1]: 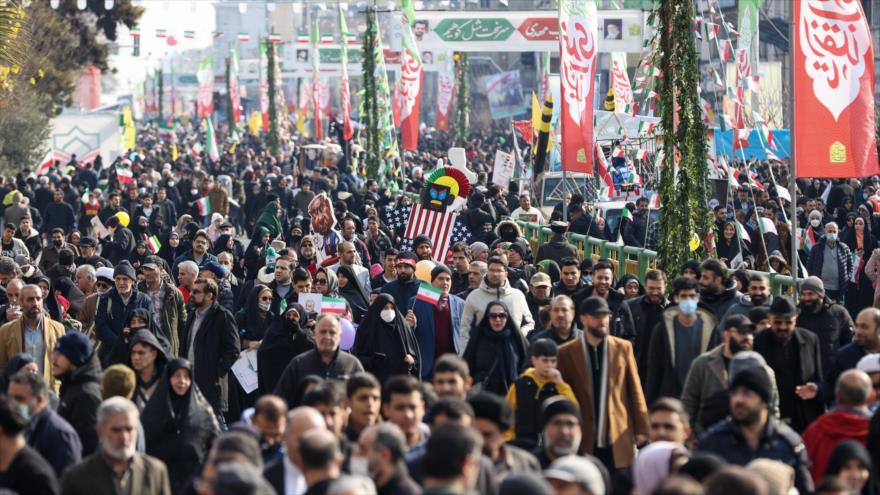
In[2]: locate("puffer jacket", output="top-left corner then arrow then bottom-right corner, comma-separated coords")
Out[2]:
459,277 -> 535,352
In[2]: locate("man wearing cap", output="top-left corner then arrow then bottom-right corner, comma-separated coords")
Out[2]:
696,367 -> 814,494
544,455 -> 606,495
76,266 -> 114,331
137,256 -> 186,357
856,353 -> 880,410
74,236 -> 110,268
99,214 -> 135,265
796,276 -> 854,377
645,276 -> 719,405
0,284 -> 66,392
410,264 -> 464,380
95,260 -> 153,368
468,392 -> 540,478
380,252 -> 423,314
807,221 -> 853,304
526,272 -> 553,326
556,296 -> 648,470
536,221 -> 578,263
198,260 -> 235,312
528,295 -> 582,346
52,332 -> 103,456
754,296 -> 824,432
802,369 -> 872,483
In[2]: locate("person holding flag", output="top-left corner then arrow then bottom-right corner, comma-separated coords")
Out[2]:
351,293 -> 420,384
408,264 -> 464,380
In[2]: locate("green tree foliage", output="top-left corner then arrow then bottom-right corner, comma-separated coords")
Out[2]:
361,6 -> 380,178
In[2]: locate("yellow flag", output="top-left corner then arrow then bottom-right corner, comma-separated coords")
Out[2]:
248,112 -> 262,136
689,232 -> 700,252
171,143 -> 179,161
229,143 -> 237,155
531,92 -> 541,131
122,106 -> 136,151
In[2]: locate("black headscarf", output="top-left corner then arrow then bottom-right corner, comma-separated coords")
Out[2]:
256,303 -> 313,395
464,300 -> 528,396
235,284 -> 276,342
824,439 -> 872,478
125,308 -> 172,356
336,265 -> 369,323
0,353 -> 34,393
351,293 -> 420,383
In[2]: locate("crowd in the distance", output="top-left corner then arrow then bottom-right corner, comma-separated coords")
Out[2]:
0,123 -> 876,495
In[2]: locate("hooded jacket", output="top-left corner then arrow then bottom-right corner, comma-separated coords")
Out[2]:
802,408 -> 871,483
142,358 -> 220,494
95,285 -> 153,367
256,304 -> 314,395
128,328 -> 170,411
57,353 -> 102,457
699,277 -> 744,318
460,277 -> 535,352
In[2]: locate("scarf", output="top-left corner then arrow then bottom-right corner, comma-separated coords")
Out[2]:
484,326 -> 519,394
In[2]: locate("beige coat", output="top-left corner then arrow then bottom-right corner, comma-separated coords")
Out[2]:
0,317 -> 67,392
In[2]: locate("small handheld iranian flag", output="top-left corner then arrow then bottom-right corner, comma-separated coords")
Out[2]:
116,165 -> 133,185
321,297 -> 347,314
416,282 -> 442,305
147,235 -> 162,254
195,197 -> 211,216
184,30 -> 195,39
237,32 -> 251,42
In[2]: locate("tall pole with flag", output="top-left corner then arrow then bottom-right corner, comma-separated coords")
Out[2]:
789,0 -> 798,296
399,0 -> 423,151
338,3 -> 354,142
311,18 -> 324,140
558,0 -> 598,173
227,47 -> 241,128
197,54 -> 213,118
267,39 -> 280,157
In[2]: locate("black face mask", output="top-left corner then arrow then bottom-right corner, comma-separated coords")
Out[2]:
501,229 -> 516,241
52,240 -> 63,247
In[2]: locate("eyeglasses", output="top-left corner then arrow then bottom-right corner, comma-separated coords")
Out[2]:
488,312 -> 508,320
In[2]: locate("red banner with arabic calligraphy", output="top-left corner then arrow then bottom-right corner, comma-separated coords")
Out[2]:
400,51 -> 424,151
559,3 -> 598,173
313,79 -> 323,140
794,0 -> 878,178
435,70 -> 454,131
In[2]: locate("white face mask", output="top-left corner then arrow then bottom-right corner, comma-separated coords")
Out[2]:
258,303 -> 271,312
380,309 -> 396,323
810,219 -> 821,228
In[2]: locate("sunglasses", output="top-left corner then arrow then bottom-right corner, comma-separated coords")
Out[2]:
259,296 -> 272,302
488,312 -> 508,320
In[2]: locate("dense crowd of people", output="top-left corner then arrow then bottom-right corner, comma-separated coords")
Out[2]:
0,122 -> 875,495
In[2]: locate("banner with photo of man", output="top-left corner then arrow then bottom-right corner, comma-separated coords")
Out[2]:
484,70 -> 526,119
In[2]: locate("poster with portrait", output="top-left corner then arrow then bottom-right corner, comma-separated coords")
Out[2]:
484,70 -> 527,119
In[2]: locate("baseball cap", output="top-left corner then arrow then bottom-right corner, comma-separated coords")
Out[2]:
580,296 -> 612,316
544,456 -> 605,495
530,272 -> 551,288
723,314 -> 756,334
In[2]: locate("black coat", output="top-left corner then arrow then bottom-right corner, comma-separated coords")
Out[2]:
95,287 -> 153,367
796,298 -> 854,375
351,294 -> 421,384
463,323 -> 528,396
179,302 -> 241,413
627,295 -> 669,380
101,227 -> 135,265
257,313 -> 314,395
58,353 -> 102,456
142,359 -> 220,494
26,407 -> 82,476
273,349 -> 364,408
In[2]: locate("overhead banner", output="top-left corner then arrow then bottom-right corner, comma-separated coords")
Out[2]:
484,70 -> 527,119
559,0 -> 598,173
610,52 -> 634,114
196,54 -> 213,118
435,55 -> 454,131
50,111 -> 121,165
400,0 -> 424,151
793,0 -> 878,178
405,10 -> 645,53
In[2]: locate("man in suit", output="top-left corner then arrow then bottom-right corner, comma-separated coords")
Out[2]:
557,296 -> 649,471
0,284 -> 67,392
180,278 -> 240,423
60,397 -> 171,495
264,406 -> 327,495
409,264 -> 464,380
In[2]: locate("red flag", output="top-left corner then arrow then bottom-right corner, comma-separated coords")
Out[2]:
392,82 -> 402,129
400,51 -> 423,151
794,0 -> 878,178
732,128 -> 751,150
513,121 -> 533,144
559,3 -> 598,173
313,79 -> 324,140
435,71 -> 454,131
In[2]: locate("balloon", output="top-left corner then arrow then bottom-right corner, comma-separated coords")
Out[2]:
415,260 -> 435,282
114,211 -> 130,228
339,319 -> 356,351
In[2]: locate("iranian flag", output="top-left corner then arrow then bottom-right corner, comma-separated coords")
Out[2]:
195,197 -> 212,216
321,297 -> 347,314
147,235 -> 162,254
794,0 -> 878,178
116,165 -> 133,185
268,33 -> 282,43
204,117 -> 220,161
559,0 -> 598,173
196,54 -> 213,118
184,30 -> 195,39
610,52 -> 634,115
616,207 -> 632,243
399,0 -> 423,151
155,28 -> 166,38
237,32 -> 251,42
229,48 -> 242,125
35,149 -> 54,176
416,282 -> 442,305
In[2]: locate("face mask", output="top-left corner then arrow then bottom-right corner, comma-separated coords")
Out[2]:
348,456 -> 369,477
582,275 -> 592,285
17,403 -> 30,422
190,188 -> 198,196
679,299 -> 699,316
258,303 -> 271,312
52,240 -> 63,247
826,233 -> 838,242
380,309 -> 396,323
810,219 -> 821,228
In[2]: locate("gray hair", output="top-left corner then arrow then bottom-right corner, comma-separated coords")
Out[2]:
315,313 -> 341,327
327,475 -> 377,495
0,257 -> 19,276
469,261 -> 488,275
178,260 -> 199,276
76,264 -> 96,282
9,370 -> 48,399
368,423 -> 407,464
96,396 -> 139,426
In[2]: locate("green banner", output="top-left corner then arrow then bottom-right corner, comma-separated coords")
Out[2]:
433,18 -> 515,42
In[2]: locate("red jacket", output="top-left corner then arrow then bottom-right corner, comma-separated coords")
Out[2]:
802,409 -> 870,482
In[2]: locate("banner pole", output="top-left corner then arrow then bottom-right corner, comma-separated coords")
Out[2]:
788,0 -> 799,301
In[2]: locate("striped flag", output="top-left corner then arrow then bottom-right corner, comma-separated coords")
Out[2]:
416,282 -> 442,305
268,33 -> 282,43
297,34 -> 309,43
404,204 -> 458,263
212,31 -> 223,39
321,297 -> 347,314
320,33 -> 333,44
147,235 -> 162,254
735,221 -> 751,243
116,165 -> 133,185
130,29 -> 140,38
36,149 -> 54,175
155,28 -> 167,38
183,30 -> 195,39
195,197 -> 211,216
237,32 -> 251,42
